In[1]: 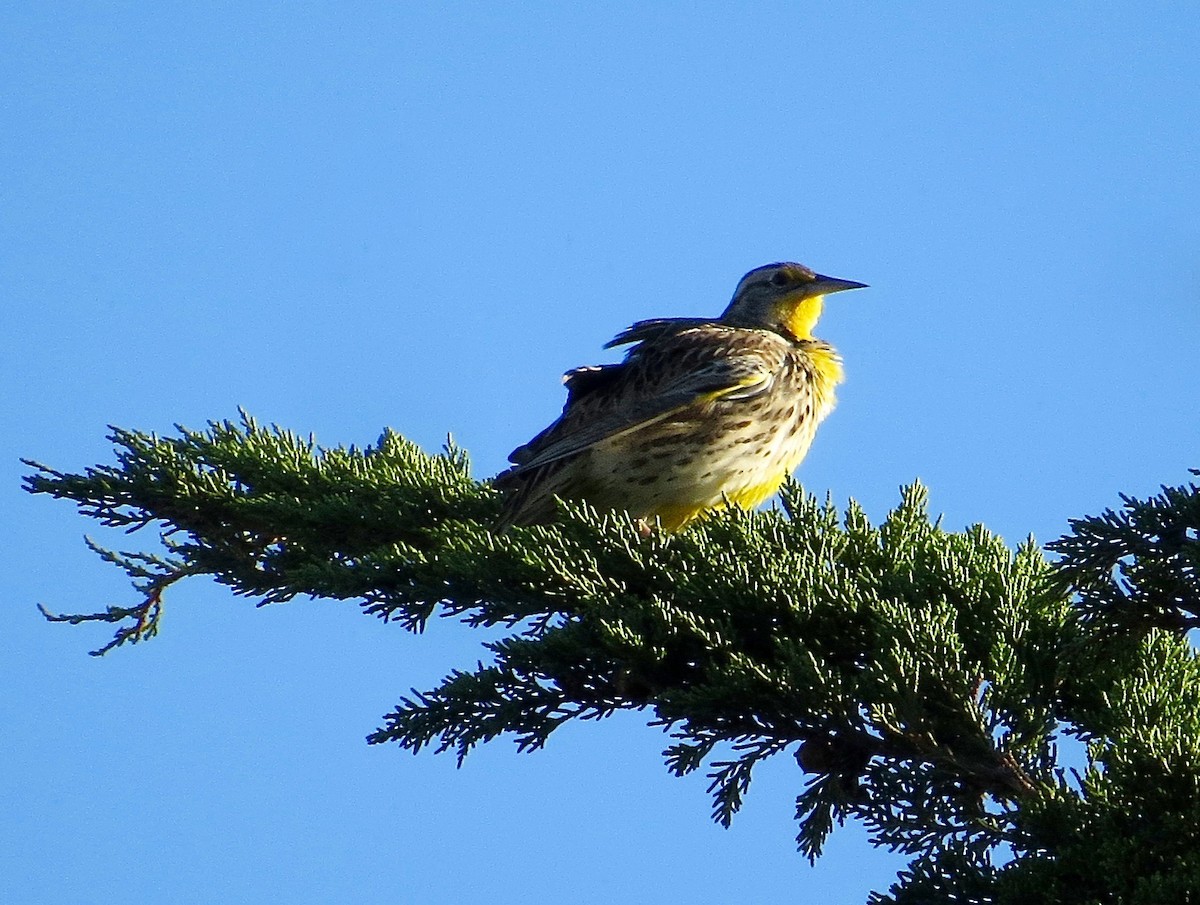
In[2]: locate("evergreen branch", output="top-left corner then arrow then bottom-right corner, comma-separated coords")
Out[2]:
24,416 -> 1200,902
38,596 -> 164,657
22,411 -> 532,632
36,538 -> 199,655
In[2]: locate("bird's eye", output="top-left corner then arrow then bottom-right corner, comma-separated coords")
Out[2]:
770,270 -> 791,287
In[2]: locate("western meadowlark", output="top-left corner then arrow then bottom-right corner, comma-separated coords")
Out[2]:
494,262 -> 866,531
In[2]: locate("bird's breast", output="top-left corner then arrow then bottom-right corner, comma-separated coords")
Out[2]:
802,342 -> 844,415
570,339 -> 843,530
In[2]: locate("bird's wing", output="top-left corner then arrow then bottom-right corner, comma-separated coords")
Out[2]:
503,346 -> 776,475
603,317 -> 715,349
507,364 -> 626,466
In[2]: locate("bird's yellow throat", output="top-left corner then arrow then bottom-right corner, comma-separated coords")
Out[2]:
783,293 -> 825,340
783,293 -> 844,390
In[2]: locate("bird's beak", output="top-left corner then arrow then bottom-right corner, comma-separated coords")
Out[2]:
808,274 -> 869,297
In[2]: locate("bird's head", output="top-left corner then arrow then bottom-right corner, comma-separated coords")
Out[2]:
720,262 -> 867,340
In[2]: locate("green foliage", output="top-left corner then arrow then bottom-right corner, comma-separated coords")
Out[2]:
22,416 -> 1200,903
1050,471 -> 1200,633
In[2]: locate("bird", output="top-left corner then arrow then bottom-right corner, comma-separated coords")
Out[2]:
493,262 -> 867,531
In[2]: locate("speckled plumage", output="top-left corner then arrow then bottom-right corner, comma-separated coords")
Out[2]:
494,262 -> 866,530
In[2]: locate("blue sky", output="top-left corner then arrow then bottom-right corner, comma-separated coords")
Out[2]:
4,5 -> 1198,903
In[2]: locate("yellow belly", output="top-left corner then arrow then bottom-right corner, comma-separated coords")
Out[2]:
642,473 -> 786,531
616,418 -> 816,531
725,474 -> 789,510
